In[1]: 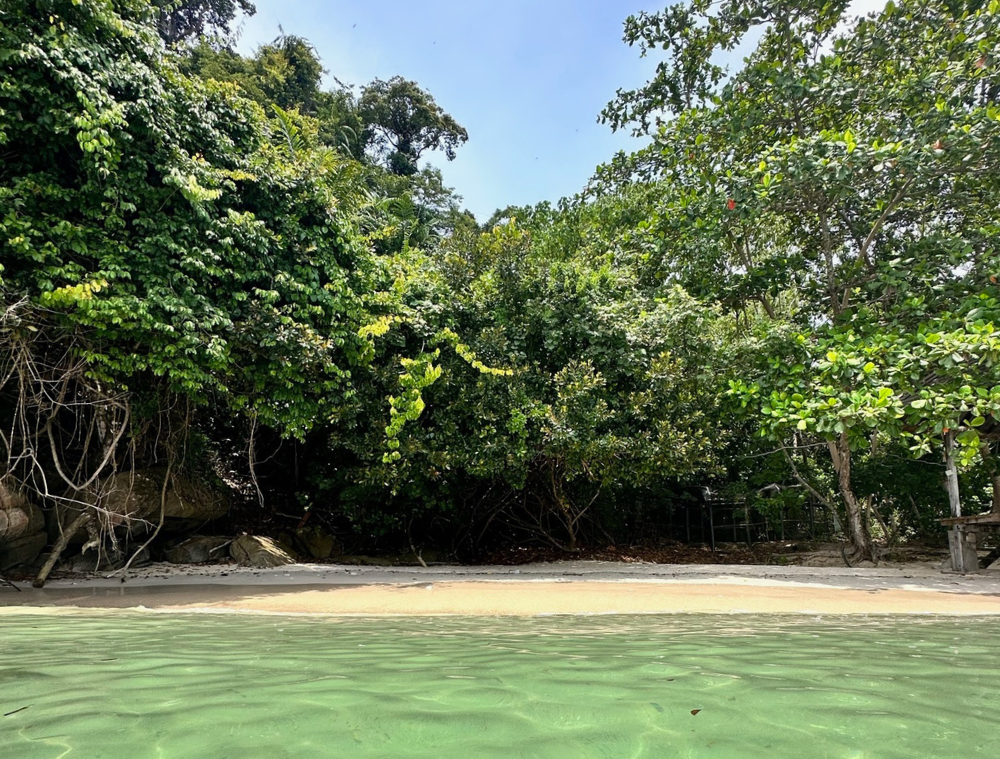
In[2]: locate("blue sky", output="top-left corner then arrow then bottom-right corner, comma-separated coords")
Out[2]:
235,1 -> 888,221
235,0 -> 657,220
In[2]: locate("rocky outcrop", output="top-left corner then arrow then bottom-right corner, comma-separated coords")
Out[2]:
295,525 -> 340,560
230,535 -> 295,568
1,476 -> 47,570
164,536 -> 231,564
63,545 -> 151,573
1,478 -> 44,540
53,469 -> 229,541
0,532 -> 47,571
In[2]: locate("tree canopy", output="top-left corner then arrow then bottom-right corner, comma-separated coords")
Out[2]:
358,77 -> 469,176
155,0 -> 255,44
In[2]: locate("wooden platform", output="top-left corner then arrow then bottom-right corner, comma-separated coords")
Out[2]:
938,513 -> 1000,574
939,513 -> 1000,527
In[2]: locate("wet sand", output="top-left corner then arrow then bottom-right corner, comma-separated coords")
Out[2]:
3,561 -> 1000,616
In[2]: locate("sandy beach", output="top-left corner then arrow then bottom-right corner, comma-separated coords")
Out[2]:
3,560 -> 1000,615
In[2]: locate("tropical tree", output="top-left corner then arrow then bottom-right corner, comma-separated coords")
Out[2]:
155,0 -> 254,44
601,0 -> 1000,560
358,77 -> 469,176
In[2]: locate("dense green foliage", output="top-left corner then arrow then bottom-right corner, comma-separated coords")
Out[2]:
2,0 -> 999,564
1,0 -> 373,437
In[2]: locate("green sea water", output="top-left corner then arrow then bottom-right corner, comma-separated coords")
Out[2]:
1,612 -> 998,758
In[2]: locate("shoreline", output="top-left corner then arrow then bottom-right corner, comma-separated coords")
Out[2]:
3,560 -> 1000,616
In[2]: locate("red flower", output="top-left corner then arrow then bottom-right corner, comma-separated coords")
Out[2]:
727,198 -> 736,211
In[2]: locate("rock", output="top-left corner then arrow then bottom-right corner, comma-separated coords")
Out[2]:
64,551 -> 111,573
54,469 -> 229,541
295,525 -> 339,560
230,535 -> 295,568
124,545 -> 152,569
0,531 -> 47,571
164,536 -> 231,564
98,469 -> 230,525
65,545 -> 152,573
274,531 -> 299,558
1,478 -> 45,542
1,475 -> 47,570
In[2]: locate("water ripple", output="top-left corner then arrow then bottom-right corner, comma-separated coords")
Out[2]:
1,614 -> 998,758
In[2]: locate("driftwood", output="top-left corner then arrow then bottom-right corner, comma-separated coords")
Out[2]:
33,511 -> 91,588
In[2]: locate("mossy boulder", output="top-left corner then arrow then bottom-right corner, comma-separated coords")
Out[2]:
295,525 -> 340,560
164,536 -> 232,564
230,535 -> 295,568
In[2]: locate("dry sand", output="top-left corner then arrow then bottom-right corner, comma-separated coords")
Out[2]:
167,580 -> 1000,616
3,561 -> 1000,616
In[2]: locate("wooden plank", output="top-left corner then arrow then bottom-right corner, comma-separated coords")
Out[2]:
939,513 -> 1000,526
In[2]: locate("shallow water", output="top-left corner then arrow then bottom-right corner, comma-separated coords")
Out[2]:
1,613 -> 998,758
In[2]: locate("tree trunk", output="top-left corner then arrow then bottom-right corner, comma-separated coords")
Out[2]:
981,443 -> 1000,515
550,464 -> 578,552
945,433 -> 981,574
943,432 -> 962,519
828,434 -> 875,562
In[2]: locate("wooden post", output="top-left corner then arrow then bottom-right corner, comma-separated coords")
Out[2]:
707,500 -> 716,552
944,432 -> 962,519
943,432 -> 977,573
948,525 -> 980,575
992,470 -> 1000,515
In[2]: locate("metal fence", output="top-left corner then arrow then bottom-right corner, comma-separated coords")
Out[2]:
672,497 -> 839,549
